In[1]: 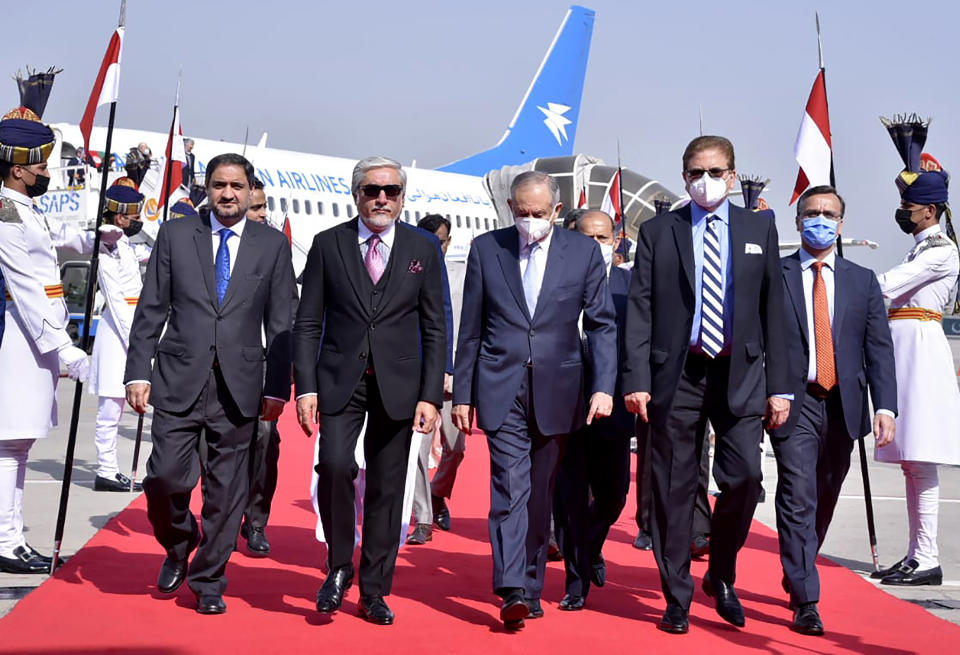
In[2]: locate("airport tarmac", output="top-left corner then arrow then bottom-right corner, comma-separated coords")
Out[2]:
2,350 -> 959,628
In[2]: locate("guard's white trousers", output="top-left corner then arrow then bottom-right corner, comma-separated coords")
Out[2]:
95,396 -> 124,478
0,439 -> 34,557
902,461 -> 939,570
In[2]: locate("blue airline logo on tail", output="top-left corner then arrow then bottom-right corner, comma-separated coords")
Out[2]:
438,5 -> 595,176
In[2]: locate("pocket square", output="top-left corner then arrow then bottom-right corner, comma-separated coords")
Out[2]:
408,259 -> 423,274
745,243 -> 763,255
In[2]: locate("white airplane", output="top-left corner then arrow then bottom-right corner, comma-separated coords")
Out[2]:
40,5 -> 596,275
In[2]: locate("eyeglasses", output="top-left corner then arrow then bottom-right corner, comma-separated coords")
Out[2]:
684,167 -> 730,180
360,184 -> 403,198
800,210 -> 843,220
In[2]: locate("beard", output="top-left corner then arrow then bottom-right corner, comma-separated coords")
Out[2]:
361,208 -> 398,231
213,199 -> 247,222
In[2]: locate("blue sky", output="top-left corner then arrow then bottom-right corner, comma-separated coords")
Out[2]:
6,0 -> 960,272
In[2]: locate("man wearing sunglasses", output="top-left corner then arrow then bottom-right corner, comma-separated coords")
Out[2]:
622,135 -> 790,634
294,156 -> 446,626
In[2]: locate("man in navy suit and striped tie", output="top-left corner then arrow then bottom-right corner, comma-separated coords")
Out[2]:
622,136 -> 791,634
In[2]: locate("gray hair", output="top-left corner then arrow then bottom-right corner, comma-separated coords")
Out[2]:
510,170 -> 560,206
184,138 -> 195,146
351,156 -> 407,193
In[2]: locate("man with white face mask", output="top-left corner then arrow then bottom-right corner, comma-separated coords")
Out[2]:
622,135 -> 791,634
552,210 -> 634,611
453,171 -> 616,630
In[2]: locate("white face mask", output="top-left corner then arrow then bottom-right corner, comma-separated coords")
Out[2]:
687,173 -> 729,209
599,243 -> 614,270
515,216 -> 553,244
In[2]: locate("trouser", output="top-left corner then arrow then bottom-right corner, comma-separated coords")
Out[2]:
651,354 -> 763,610
245,419 -> 281,529
0,439 -> 34,557
486,370 -> 565,599
554,418 -> 631,597
94,396 -> 124,478
771,388 -> 853,606
692,427 -> 713,539
143,366 -> 257,597
412,398 -> 466,524
901,460 -> 940,569
316,373 -> 411,597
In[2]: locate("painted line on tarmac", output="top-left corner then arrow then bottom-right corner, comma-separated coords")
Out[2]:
838,495 -> 960,503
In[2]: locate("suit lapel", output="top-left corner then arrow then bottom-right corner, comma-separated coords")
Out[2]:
373,222 -> 408,317
728,205 -> 747,302
336,219 -> 371,314
497,228 -> 531,322
832,256 -> 848,344
194,216 -> 218,310
783,252 -> 809,345
671,206 -> 695,292
219,223 -> 259,311
535,228 -> 568,321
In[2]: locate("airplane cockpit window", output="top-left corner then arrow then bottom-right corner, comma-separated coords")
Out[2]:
280,198 -> 288,214
332,203 -> 340,218
268,197 -> 275,212
293,199 -> 300,214
347,205 -> 354,218
305,200 -> 312,215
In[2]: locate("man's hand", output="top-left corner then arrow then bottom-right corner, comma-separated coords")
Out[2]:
874,413 -> 896,447
764,396 -> 791,430
443,373 -> 453,398
126,383 -> 151,414
414,401 -> 439,434
297,395 -> 319,437
261,397 -> 284,422
452,404 -> 474,434
586,392 -> 613,425
624,392 -> 652,423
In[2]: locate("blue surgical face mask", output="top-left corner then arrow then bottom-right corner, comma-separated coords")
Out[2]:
801,215 -> 839,249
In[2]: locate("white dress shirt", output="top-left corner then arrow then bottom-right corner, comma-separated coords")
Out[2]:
518,227 -> 553,298
799,248 -> 836,384
210,213 -> 246,274
357,217 -> 395,264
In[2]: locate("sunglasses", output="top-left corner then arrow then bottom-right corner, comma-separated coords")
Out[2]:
684,167 -> 730,180
360,184 -> 403,198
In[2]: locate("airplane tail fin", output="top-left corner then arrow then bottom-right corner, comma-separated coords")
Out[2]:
437,5 -> 595,176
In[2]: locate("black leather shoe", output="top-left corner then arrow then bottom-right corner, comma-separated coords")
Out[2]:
358,595 -> 394,625
702,572 -> 745,627
157,533 -> 199,593
244,525 -> 270,556
95,472 -> 141,492
526,597 -> 544,618
316,565 -> 354,613
547,537 -> 563,561
633,530 -> 653,550
432,495 -> 451,531
882,565 -> 942,586
792,602 -> 824,636
658,603 -> 689,634
196,595 -> 226,615
500,589 -> 530,626
590,552 -> 606,587
405,523 -> 433,545
0,545 -> 50,574
690,534 -> 710,559
559,594 -> 585,611
871,556 -> 913,579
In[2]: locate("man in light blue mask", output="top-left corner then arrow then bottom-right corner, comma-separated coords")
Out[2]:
770,185 -> 897,636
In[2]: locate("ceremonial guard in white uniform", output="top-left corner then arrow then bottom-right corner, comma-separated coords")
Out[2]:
0,107 -> 89,573
873,121 -> 960,586
53,181 -> 151,491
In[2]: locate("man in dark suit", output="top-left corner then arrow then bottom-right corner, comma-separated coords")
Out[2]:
453,171 -> 617,630
125,153 -> 296,615
772,185 -> 896,635
294,156 -> 445,626
553,209 -> 634,611
622,135 -> 791,634
182,139 -> 196,188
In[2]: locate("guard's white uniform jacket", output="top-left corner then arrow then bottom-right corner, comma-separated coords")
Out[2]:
0,186 -> 71,439
876,225 -> 960,465
52,225 -> 148,397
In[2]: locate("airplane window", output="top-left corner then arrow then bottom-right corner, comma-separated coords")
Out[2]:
415,211 -> 421,221
317,202 -> 323,215
485,217 -> 490,230
268,197 -> 275,212
347,205 -> 354,218
305,200 -> 312,215
280,198 -> 288,214
493,218 -> 499,228
464,216 -> 470,228
404,210 -> 410,223
293,199 -> 300,214
455,215 -> 461,228
332,203 -> 339,217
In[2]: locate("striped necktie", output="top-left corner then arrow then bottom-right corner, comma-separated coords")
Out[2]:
700,215 -> 724,358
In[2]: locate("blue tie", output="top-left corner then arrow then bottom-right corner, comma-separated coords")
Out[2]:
700,215 -> 724,357
215,228 -> 234,305
522,241 -> 541,317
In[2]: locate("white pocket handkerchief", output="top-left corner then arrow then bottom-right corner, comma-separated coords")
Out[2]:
745,242 -> 763,255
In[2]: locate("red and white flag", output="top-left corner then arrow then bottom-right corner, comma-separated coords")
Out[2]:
600,169 -> 622,225
790,69 -> 833,204
282,215 -> 293,246
79,27 -> 124,156
157,106 -> 186,211
577,187 -> 587,209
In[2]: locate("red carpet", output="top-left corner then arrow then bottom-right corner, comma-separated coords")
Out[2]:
2,404 -> 957,654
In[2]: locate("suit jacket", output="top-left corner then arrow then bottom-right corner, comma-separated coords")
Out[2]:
124,214 -> 296,417
182,152 -> 196,188
621,203 -> 790,428
453,226 -> 617,436
293,218 -> 446,420
771,251 -> 897,440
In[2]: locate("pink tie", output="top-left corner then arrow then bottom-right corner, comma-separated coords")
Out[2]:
365,234 -> 385,284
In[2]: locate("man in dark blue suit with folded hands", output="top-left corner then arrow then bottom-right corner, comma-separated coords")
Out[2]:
453,171 -> 617,630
